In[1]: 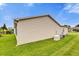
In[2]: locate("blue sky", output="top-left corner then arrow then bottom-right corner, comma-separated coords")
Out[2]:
0,3 -> 79,27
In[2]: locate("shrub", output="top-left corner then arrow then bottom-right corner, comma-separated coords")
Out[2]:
0,34 -> 2,37
6,31 -> 12,34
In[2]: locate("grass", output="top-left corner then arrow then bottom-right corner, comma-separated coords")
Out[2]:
0,32 -> 79,56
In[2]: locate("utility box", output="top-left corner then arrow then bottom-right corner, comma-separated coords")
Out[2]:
54,35 -> 60,41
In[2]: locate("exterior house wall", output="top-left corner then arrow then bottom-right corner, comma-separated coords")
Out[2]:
16,16 -> 63,45
61,27 -> 68,35
64,27 -> 68,35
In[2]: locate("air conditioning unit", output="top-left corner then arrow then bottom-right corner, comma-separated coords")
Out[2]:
53,35 -> 60,41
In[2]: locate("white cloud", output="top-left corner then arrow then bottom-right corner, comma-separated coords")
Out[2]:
0,3 -> 6,10
3,15 -> 13,21
0,3 -> 4,5
64,4 -> 73,10
64,3 -> 79,14
27,3 -> 34,6
24,3 -> 34,7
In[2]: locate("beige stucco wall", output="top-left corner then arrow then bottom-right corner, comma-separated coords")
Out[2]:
16,16 -> 64,45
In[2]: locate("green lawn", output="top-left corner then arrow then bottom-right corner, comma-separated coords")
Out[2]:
0,32 -> 79,56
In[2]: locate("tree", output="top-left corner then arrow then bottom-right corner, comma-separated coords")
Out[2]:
1,24 -> 7,30
75,24 -> 79,27
64,25 -> 71,32
64,25 -> 71,28
0,24 -> 13,34
1,24 -> 8,34
73,24 -> 79,32
7,27 -> 14,34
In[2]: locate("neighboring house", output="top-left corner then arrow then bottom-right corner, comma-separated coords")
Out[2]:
14,15 -> 68,45
72,24 -> 79,32
73,27 -> 79,32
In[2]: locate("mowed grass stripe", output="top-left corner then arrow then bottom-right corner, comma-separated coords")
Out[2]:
14,33 -> 77,56
63,33 -> 79,56
50,33 -> 78,56
0,32 -> 79,56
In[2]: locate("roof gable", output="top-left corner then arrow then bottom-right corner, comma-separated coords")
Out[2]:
14,15 -> 62,27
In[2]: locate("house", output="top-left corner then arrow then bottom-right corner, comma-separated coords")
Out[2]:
61,26 -> 68,36
14,15 -> 68,45
73,27 -> 79,32
73,24 -> 79,32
